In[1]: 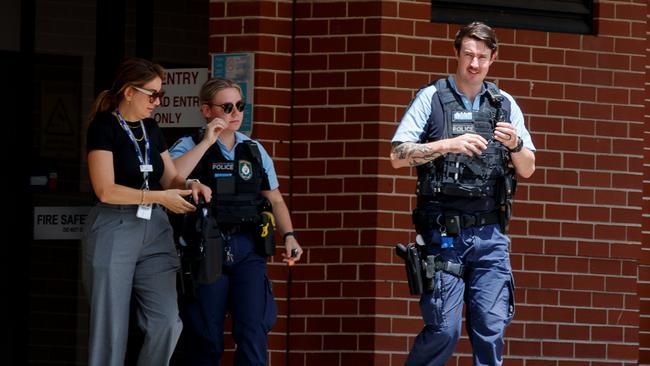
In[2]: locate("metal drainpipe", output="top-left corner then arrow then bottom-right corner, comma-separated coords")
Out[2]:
285,0 -> 297,365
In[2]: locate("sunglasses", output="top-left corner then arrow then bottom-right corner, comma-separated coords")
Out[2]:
132,85 -> 165,103
205,100 -> 246,114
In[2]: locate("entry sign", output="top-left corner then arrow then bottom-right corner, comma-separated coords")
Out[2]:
154,68 -> 208,128
34,206 -> 91,240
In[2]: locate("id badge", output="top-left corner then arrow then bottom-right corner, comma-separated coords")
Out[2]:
136,204 -> 152,220
140,164 -> 153,173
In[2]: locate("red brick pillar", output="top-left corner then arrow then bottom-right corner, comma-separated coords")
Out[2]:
209,1 -> 645,364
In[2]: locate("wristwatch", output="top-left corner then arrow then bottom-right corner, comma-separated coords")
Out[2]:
508,137 -> 523,153
185,178 -> 200,188
283,231 -> 296,241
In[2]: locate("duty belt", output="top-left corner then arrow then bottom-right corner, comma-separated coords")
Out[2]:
218,223 -> 251,236
442,210 -> 500,235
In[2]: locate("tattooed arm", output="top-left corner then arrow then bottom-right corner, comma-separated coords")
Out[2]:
390,141 -> 443,168
390,133 -> 489,169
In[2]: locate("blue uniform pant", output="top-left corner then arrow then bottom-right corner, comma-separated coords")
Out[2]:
406,224 -> 515,366
180,233 -> 277,365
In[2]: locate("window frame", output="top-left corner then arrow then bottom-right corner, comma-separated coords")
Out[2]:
430,0 -> 594,34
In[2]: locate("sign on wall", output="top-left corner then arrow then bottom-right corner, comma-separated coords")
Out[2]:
211,53 -> 254,135
154,68 -> 208,128
34,206 -> 91,240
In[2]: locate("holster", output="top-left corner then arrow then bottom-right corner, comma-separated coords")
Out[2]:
412,208 -> 436,234
255,211 -> 276,257
395,243 -> 425,295
396,241 -> 467,296
178,255 -> 196,298
175,204 -> 223,298
196,214 -> 222,285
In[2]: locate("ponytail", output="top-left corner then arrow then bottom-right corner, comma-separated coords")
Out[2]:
87,57 -> 164,124
88,89 -> 116,122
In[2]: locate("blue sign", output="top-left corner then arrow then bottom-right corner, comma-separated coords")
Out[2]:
211,53 -> 254,135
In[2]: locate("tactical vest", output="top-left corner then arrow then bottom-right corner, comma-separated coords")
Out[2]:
416,78 -> 514,211
191,134 -> 271,227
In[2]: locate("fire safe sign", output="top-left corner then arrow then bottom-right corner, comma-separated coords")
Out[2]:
34,206 -> 91,240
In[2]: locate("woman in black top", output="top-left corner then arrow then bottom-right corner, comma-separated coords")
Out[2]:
83,57 -> 211,366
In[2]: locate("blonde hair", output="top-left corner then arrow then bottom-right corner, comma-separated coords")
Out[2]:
199,77 -> 243,104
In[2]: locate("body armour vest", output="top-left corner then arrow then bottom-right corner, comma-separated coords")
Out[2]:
416,78 -> 513,211
191,134 -> 271,227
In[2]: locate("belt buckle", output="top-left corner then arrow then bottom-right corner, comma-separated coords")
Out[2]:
445,262 -> 464,277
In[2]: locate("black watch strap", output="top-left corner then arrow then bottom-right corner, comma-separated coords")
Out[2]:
509,137 -> 524,153
283,231 -> 296,241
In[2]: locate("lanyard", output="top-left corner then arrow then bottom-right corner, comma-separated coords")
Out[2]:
114,109 -> 151,189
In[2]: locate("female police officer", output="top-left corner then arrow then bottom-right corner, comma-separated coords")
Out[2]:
170,77 -> 303,365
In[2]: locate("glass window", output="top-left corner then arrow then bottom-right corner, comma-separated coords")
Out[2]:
430,0 -> 594,34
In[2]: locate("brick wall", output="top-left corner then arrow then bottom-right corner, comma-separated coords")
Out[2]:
212,0 -> 646,365
208,2 -> 295,364
641,3 -> 650,365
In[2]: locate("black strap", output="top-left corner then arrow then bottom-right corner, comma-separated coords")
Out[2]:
434,260 -> 465,277
484,82 -> 503,107
244,140 -> 264,167
435,78 -> 459,107
424,254 -> 465,278
458,211 -> 500,228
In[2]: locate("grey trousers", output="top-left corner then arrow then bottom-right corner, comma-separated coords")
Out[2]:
82,203 -> 182,366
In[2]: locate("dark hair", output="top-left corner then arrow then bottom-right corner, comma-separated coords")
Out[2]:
88,57 -> 165,122
453,21 -> 498,55
199,77 -> 243,104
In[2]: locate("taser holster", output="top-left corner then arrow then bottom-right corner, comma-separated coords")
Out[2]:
256,210 -> 276,257
395,243 -> 424,295
175,203 -> 223,298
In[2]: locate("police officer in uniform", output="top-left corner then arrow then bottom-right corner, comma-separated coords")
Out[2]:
170,77 -> 303,365
390,22 -> 535,365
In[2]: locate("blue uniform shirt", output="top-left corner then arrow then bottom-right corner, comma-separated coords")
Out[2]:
170,131 -> 280,191
392,75 -> 535,152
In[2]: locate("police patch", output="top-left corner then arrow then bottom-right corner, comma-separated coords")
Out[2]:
212,162 -> 234,178
239,160 -> 253,180
213,162 -> 234,171
452,123 -> 475,134
453,111 -> 473,121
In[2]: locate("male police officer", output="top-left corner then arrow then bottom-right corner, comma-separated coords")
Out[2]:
390,22 -> 535,365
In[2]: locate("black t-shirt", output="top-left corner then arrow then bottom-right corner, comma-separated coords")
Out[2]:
86,111 -> 168,190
